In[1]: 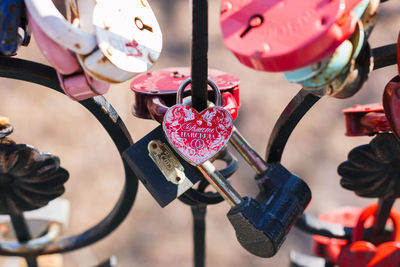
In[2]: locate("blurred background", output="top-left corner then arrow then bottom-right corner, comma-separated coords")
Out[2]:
1,0 -> 400,266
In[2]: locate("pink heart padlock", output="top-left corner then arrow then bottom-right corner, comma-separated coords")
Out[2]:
163,78 -> 233,166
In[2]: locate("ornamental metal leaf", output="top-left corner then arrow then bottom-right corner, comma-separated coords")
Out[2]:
0,140 -> 69,213
338,133 -> 400,198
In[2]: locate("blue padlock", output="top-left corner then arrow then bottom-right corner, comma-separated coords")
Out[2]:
0,0 -> 26,55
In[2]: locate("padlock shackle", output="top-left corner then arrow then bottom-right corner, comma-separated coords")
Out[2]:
177,78 -> 222,107
0,222 -> 61,253
0,122 -> 13,139
352,203 -> 400,242
29,12 -> 110,101
24,0 -> 97,54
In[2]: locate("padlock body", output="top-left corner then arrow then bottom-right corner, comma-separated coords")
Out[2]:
312,206 -> 363,265
343,103 -> 390,136
383,76 -> 400,140
130,67 -> 240,120
339,204 -> 400,267
123,126 -> 203,207
0,0 -> 22,55
227,163 -> 311,257
220,0 -> 362,71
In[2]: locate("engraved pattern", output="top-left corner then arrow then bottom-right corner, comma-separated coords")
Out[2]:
163,105 -> 233,165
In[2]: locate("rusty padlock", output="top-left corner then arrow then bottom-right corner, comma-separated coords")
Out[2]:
339,203 -> 400,267
130,67 -> 240,121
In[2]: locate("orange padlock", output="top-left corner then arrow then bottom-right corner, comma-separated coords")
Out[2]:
339,203 -> 400,267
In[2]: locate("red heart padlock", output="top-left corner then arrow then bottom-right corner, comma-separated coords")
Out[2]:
163,78 -> 233,166
339,203 -> 400,267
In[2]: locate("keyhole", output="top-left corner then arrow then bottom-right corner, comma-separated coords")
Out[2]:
240,14 -> 264,38
135,17 -> 153,32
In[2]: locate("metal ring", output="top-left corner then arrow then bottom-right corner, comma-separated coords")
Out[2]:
177,78 -> 222,106
0,57 -> 138,256
0,223 -> 61,253
0,124 -> 13,139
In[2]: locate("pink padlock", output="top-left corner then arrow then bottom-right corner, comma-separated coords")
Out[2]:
220,0 -> 362,72
29,14 -> 109,101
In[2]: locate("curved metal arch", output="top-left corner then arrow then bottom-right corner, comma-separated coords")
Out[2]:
0,57 -> 139,256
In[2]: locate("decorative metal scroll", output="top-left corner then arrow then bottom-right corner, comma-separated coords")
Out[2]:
0,140 -> 68,213
0,57 -> 139,256
338,133 -> 400,198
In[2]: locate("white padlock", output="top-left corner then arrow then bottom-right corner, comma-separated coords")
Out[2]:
24,0 -> 96,54
92,0 -> 163,74
0,199 -> 70,252
25,0 -> 163,83
0,198 -> 70,235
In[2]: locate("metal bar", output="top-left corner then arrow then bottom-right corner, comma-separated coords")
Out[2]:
96,256 -> 118,267
191,0 -> 209,111
9,214 -> 38,267
266,90 -> 321,163
198,161 -> 242,207
372,197 -> 395,236
191,205 -> 206,267
372,43 -> 397,70
0,223 -> 61,253
229,127 -> 268,175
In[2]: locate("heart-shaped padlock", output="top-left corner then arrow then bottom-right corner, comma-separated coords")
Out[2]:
339,203 -> 400,267
163,78 -> 233,166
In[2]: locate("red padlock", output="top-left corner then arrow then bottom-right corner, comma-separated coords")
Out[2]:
220,0 -> 362,71
130,67 -> 240,121
339,203 -> 400,267
383,76 -> 400,140
397,32 -> 400,76
382,33 -> 400,140
343,103 -> 391,136
312,206 -> 364,265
